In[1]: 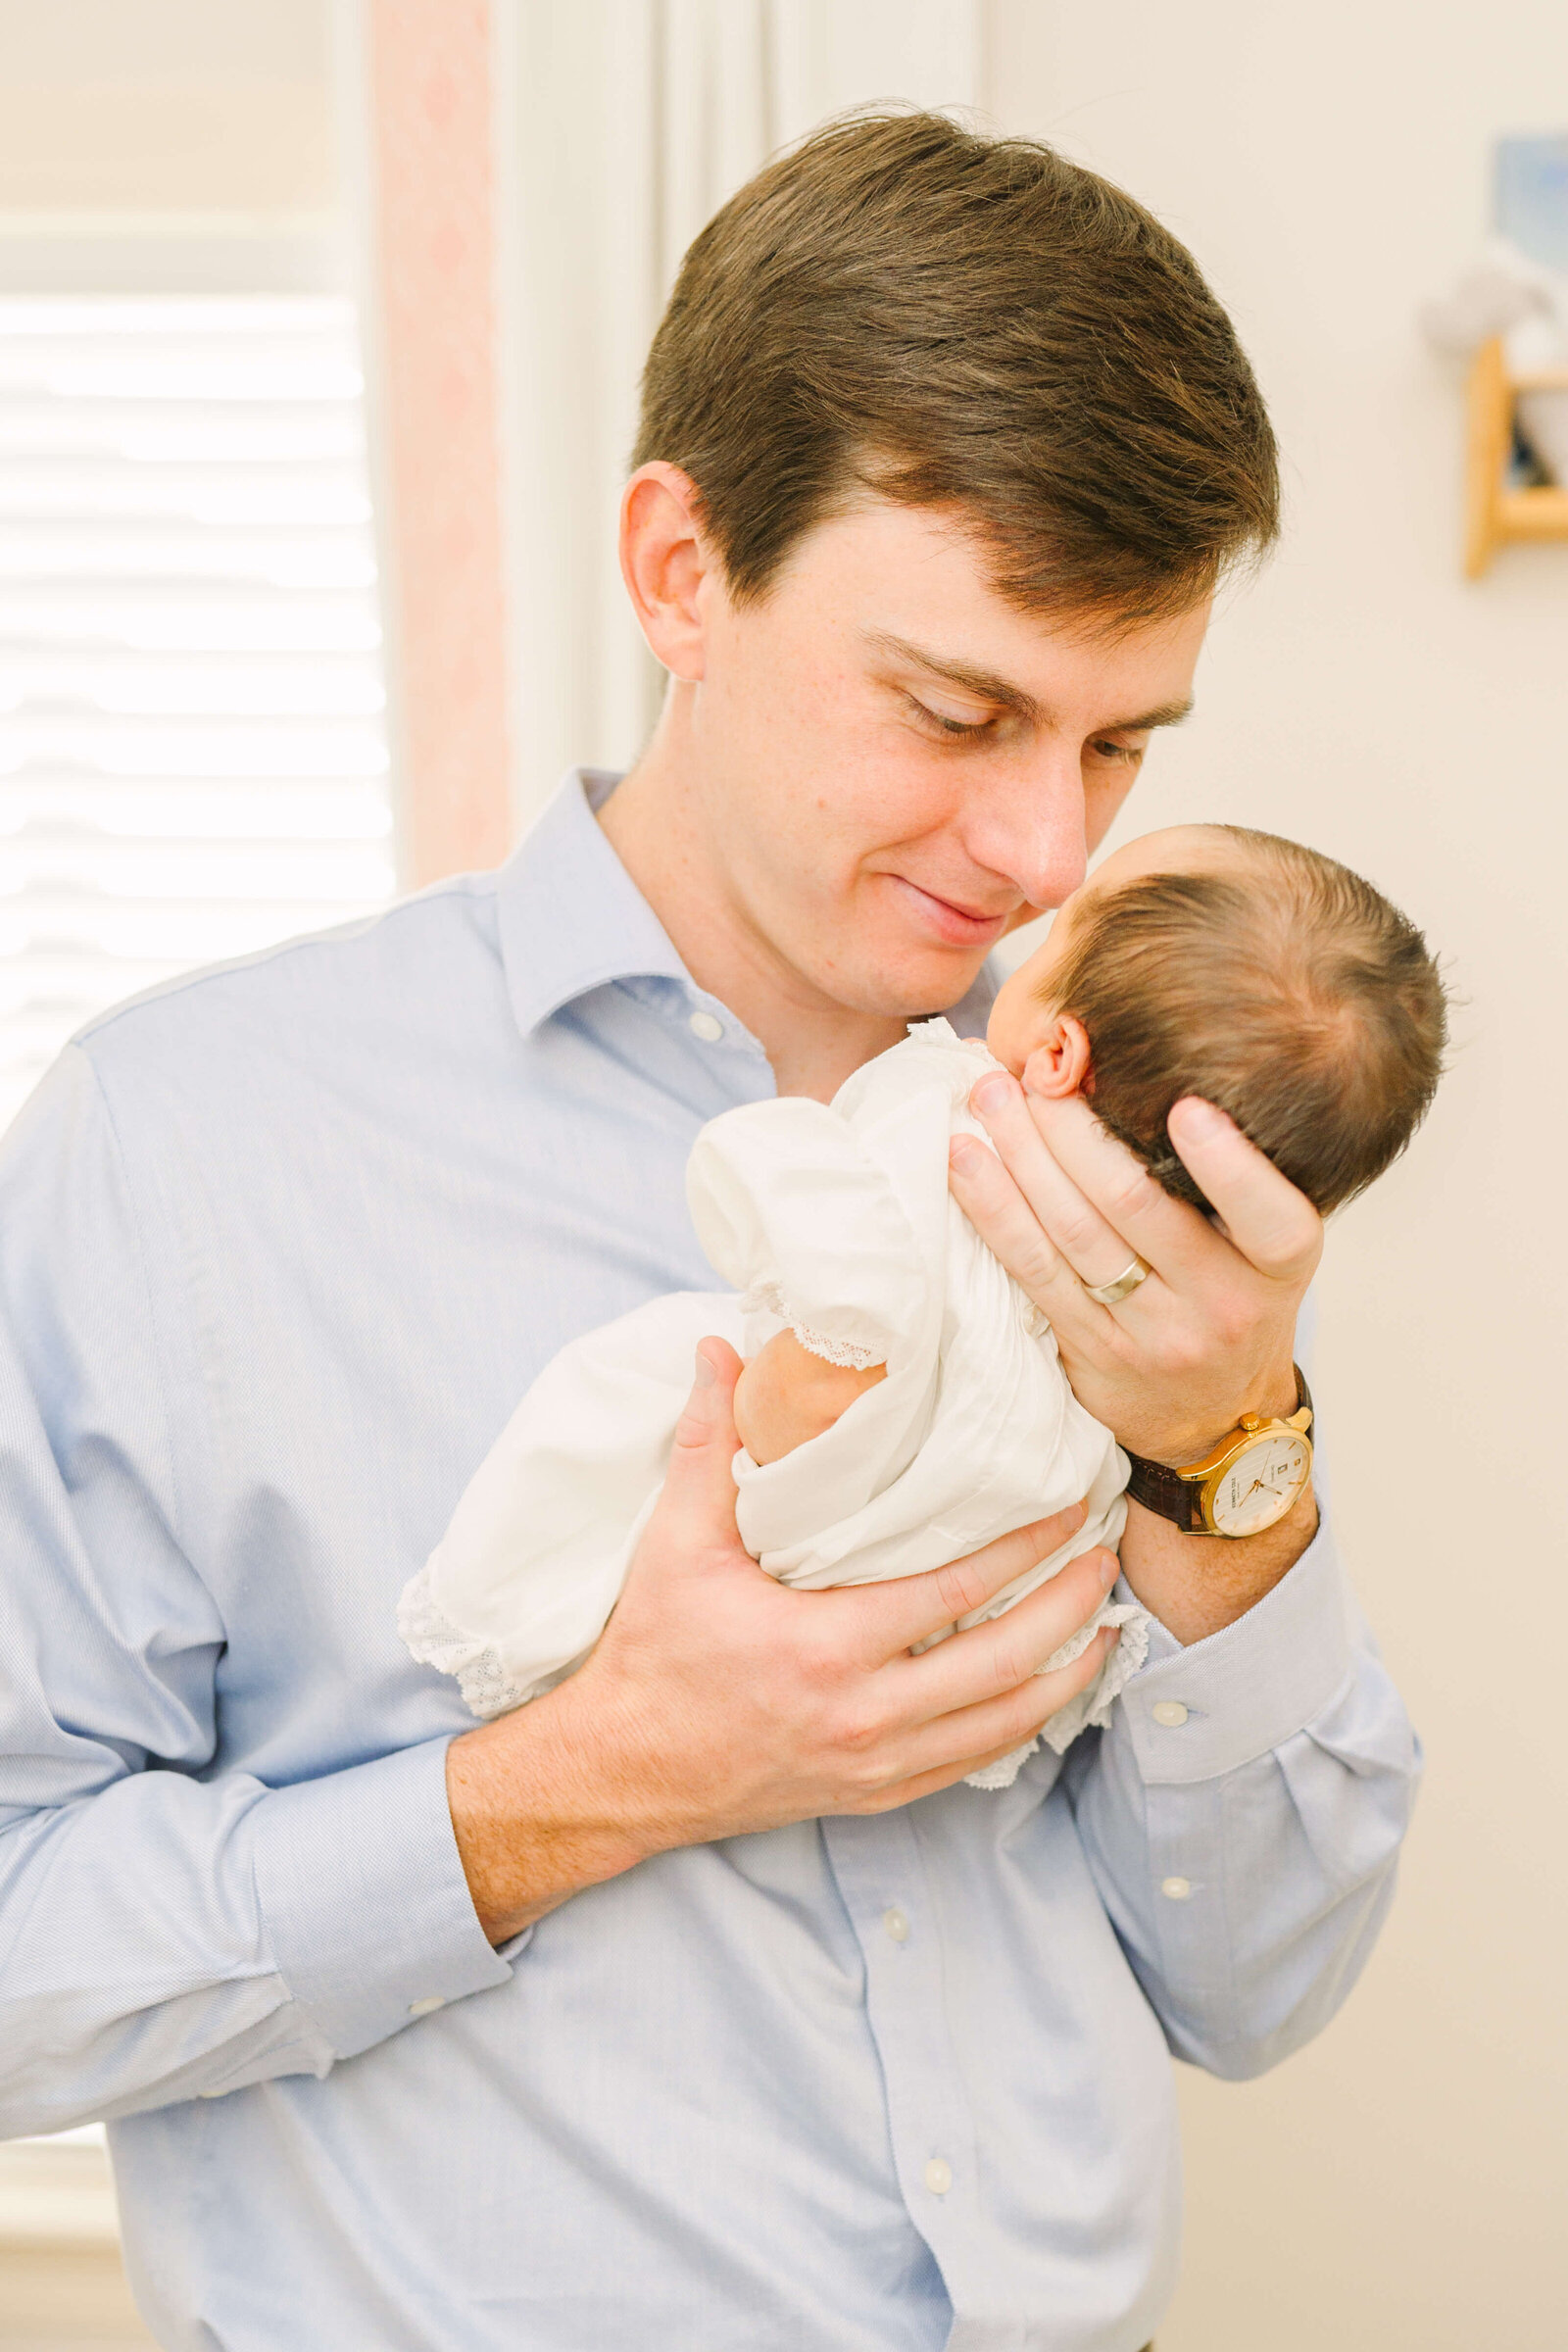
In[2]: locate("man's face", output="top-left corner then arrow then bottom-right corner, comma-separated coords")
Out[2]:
683,498 -> 1209,1019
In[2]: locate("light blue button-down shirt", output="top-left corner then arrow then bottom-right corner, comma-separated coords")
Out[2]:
0,771 -> 1418,2351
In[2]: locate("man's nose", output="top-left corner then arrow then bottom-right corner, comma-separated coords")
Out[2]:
963,751 -> 1090,912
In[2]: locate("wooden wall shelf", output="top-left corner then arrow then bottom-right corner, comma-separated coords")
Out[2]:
1464,337 -> 1568,577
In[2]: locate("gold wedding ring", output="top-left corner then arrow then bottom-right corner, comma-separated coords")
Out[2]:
1084,1252 -> 1152,1307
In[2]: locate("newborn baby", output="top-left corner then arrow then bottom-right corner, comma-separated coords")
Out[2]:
400,824 -> 1446,1784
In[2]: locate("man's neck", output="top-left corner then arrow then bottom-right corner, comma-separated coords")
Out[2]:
597,731 -> 909,1103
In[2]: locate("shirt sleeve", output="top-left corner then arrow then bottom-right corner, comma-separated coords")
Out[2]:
1064,1513 -> 1421,2080
0,1048 -> 518,2140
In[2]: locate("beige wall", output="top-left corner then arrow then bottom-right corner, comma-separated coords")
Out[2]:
0,0 -> 335,213
984,4 -> 1568,2344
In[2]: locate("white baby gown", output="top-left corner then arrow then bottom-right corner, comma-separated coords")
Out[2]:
398,1019 -> 1148,1788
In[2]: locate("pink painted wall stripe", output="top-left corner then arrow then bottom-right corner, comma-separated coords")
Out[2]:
368,0 -> 513,884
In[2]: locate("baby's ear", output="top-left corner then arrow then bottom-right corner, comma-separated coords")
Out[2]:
1021,1015 -> 1093,1101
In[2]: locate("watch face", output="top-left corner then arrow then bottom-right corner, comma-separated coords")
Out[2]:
1206,1433 -> 1311,1537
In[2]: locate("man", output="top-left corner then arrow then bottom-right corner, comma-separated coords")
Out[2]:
0,116 -> 1415,2350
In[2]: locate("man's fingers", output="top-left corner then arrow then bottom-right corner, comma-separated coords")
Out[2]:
971,1068 -> 1140,1293
1165,1099 -> 1322,1283
853,1623 -> 1122,1809
947,1133 -> 1105,1342
1022,1090 -> 1321,1294
893,1546 -> 1117,1720
1011,1090 -> 1224,1289
651,1340 -> 747,1557
841,1500 -> 1095,1661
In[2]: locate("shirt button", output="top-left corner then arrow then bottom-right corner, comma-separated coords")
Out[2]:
407,1995 -> 446,2017
1152,1701 -> 1189,1728
688,1009 -> 724,1043
1160,1876 -> 1193,1902
882,1906 -> 910,1943
923,2157 -> 953,2196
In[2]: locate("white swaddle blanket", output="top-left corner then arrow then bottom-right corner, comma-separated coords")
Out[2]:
399,1019 -> 1148,1788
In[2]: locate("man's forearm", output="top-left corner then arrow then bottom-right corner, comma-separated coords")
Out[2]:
0,1740 -> 511,2134
1070,1521 -> 1417,2078
446,1690 -> 662,1946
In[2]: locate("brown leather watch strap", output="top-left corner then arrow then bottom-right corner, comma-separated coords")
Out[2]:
1124,1451 -> 1207,1530
1124,1366 -> 1313,1535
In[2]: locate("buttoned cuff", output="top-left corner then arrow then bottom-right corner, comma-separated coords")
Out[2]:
251,1736 -> 522,2060
1113,1516 -> 1357,1786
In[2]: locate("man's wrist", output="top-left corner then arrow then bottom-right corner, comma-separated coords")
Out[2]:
254,1737 -> 516,2050
1115,1503 -> 1356,1781
1134,1353 -> 1301,1469
1118,1480 -> 1319,1645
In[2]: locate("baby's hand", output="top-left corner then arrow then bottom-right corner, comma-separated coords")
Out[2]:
732,1329 -> 886,1466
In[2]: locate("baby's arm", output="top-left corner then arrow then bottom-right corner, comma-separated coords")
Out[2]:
732,1329 -> 887,1466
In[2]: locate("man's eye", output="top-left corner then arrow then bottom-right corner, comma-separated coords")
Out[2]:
909,697 -> 990,738
1089,738 -> 1147,765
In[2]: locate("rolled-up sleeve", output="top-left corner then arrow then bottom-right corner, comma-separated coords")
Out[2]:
1067,1518 -> 1420,2080
0,1050 -> 515,2139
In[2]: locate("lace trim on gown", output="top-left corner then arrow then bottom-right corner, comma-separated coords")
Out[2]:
397,1565 -> 526,1720
742,1279 -> 886,1372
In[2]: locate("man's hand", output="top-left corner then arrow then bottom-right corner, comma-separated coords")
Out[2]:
448,1340 -> 1119,1944
948,1071 -> 1323,1644
949,1073 -> 1321,1462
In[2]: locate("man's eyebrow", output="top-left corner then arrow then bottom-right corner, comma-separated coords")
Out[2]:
1104,696 -> 1195,733
865,630 -> 1043,720
863,630 -> 1193,733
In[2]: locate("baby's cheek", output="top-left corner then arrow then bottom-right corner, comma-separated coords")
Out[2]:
985,966 -> 1051,1074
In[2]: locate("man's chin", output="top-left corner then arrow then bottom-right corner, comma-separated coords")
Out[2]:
827,937 -> 995,1025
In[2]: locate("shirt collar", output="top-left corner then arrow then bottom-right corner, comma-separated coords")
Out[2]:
497,768 -> 690,1037
495,764 -> 1001,1045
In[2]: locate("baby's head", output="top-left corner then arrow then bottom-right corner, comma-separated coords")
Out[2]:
987,825 -> 1447,1216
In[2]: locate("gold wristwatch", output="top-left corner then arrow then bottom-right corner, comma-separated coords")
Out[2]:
1124,1368 -> 1314,1538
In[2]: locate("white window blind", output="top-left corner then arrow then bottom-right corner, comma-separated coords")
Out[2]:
0,293 -> 395,1132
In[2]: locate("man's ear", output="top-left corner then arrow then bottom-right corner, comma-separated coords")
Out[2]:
1021,1015 -> 1093,1101
618,463 -> 716,682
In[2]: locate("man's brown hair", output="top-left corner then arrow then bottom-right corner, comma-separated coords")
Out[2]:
1045,831 -> 1448,1216
634,110 -> 1279,622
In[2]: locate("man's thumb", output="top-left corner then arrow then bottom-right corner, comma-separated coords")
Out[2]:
661,1339 -> 745,1537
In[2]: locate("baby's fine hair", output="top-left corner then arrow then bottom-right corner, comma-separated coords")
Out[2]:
1046,828 -> 1447,1216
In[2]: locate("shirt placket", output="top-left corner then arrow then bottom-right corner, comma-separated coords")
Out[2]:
819,1812 -> 986,2302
